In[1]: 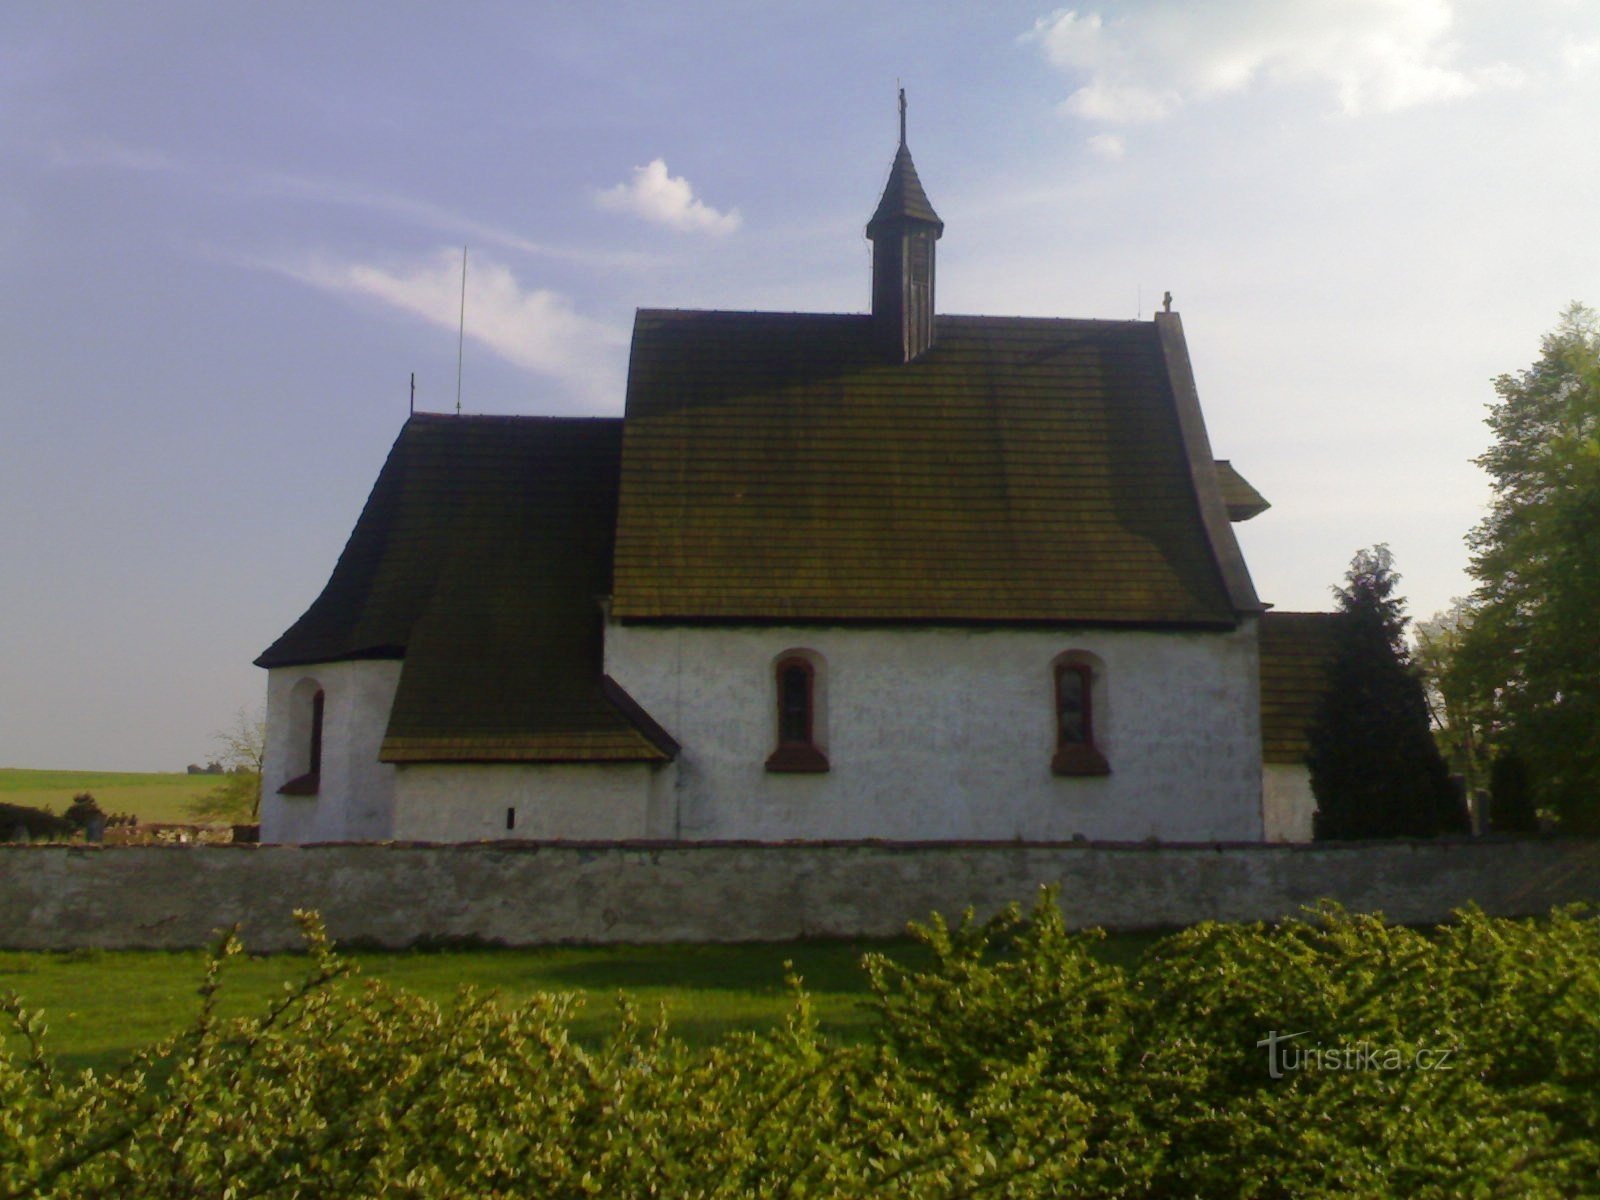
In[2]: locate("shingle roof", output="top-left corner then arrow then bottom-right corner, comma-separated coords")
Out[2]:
1259,611 -> 1341,764
611,309 -> 1257,626
866,143 -> 943,235
256,415 -> 674,764
1215,460 -> 1270,522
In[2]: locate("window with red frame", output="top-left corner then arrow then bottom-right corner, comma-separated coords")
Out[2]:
1052,661 -> 1109,776
765,656 -> 829,773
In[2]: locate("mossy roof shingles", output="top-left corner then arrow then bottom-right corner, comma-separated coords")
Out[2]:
612,310 -> 1246,626
1259,611 -> 1341,765
256,414 -> 673,764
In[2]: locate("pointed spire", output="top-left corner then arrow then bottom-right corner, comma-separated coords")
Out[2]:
868,88 -> 942,362
867,90 -> 942,238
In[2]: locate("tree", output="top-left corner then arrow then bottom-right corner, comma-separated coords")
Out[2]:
1456,304 -> 1600,832
1308,546 -> 1465,840
1414,600 -> 1490,796
64,792 -> 105,838
186,708 -> 265,822
1486,749 -> 1539,834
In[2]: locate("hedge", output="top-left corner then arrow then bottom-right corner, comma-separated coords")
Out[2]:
2,894 -> 1597,1198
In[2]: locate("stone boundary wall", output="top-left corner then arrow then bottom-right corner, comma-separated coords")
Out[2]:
2,838 -> 1597,951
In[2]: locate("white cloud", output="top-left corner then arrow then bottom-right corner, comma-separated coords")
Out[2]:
1561,36 -> 1600,73
274,249 -> 626,405
595,159 -> 741,235
1087,132 -> 1128,160
1027,0 -> 1521,123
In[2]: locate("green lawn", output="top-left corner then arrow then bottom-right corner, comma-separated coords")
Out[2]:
0,931 -> 1166,1076
0,768 -> 224,825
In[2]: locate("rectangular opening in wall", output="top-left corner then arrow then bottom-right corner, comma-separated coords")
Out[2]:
506,806 -> 516,831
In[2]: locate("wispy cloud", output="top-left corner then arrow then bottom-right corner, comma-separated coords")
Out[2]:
45,140 -> 661,271
248,170 -> 662,269
1027,0 -> 1522,124
594,159 -> 741,235
1087,133 -> 1127,160
265,248 -> 627,407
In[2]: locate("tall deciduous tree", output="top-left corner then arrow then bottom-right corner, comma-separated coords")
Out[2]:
1457,304 -> 1600,832
1309,547 -> 1464,840
1414,600 -> 1489,795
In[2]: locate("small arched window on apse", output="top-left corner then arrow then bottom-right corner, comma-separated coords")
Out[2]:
279,678 -> 325,795
765,651 -> 829,773
1051,652 -> 1110,777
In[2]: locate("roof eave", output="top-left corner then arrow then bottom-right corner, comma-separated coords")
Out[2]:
1154,312 -> 1264,617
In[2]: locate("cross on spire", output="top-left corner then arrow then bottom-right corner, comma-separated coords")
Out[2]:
898,86 -> 907,146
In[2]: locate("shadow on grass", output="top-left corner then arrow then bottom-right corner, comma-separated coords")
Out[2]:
7,929 -> 1179,1074
508,940 -> 927,994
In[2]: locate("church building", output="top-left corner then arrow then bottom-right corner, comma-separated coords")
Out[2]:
257,113 -> 1323,845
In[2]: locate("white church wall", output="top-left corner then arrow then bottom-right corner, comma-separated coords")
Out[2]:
260,660 -> 401,844
391,763 -> 663,841
605,620 -> 1264,843
1263,763 -> 1317,842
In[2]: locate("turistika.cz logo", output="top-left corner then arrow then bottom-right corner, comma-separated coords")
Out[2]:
1256,1030 -> 1456,1079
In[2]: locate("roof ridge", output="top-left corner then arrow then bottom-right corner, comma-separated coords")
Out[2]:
633,308 -> 1153,327
406,412 -> 623,426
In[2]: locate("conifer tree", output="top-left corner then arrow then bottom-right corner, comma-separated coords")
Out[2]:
1309,546 -> 1465,839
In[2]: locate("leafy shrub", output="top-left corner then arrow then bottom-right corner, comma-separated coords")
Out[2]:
0,802 -> 73,843
2,897 -> 1596,1197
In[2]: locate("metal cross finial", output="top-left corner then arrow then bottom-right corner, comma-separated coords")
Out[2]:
898,87 -> 907,146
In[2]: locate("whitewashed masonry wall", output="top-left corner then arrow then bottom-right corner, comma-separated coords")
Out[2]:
261,660 -> 401,844
604,619 -> 1266,843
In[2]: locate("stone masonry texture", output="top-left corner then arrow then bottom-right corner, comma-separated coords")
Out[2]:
1,839 -> 1597,950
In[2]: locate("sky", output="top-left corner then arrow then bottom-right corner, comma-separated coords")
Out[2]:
3,1 -> 1597,772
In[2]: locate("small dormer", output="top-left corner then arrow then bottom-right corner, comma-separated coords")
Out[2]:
867,90 -> 943,363
1214,460 -> 1271,522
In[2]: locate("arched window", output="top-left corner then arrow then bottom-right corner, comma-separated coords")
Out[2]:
765,652 -> 829,773
279,682 -> 325,795
1052,654 -> 1109,776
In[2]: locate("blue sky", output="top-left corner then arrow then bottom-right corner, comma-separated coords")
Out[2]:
3,1 -> 1597,771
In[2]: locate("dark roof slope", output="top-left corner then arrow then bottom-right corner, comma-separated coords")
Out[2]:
1259,611 -> 1341,764
257,415 -> 672,764
867,143 -> 943,234
1215,460 -> 1270,522
612,309 -> 1255,626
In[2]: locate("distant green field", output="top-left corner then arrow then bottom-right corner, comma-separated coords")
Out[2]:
0,769 -> 223,825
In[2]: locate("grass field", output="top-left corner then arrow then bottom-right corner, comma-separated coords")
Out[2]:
0,768 -> 224,825
0,931 -> 1165,1076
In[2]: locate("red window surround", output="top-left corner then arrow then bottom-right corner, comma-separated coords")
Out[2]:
765,656 -> 829,773
1052,662 -> 1110,777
